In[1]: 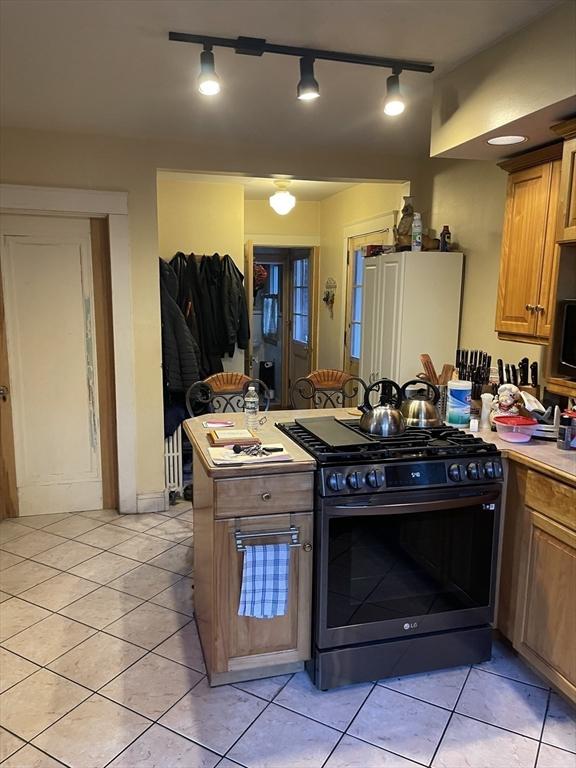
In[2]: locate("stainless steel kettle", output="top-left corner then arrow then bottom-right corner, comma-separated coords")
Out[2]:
359,379 -> 405,436
400,379 -> 442,428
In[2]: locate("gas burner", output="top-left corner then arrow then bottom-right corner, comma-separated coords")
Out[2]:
277,418 -> 500,465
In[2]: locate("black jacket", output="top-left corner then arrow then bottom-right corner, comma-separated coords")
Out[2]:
221,254 -> 250,355
159,259 -> 201,393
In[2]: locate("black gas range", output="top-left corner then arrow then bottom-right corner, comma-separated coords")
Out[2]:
277,417 -> 503,690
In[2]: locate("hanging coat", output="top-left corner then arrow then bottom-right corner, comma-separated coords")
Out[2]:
221,254 -> 250,356
159,259 -> 201,393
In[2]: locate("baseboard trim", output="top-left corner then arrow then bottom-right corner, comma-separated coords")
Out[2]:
136,490 -> 168,514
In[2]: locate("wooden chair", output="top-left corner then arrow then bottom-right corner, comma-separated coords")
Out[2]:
290,368 -> 368,409
186,372 -> 271,416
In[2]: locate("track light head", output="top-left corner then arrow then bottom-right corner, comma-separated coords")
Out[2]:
383,72 -> 405,116
297,57 -> 320,101
198,45 -> 221,96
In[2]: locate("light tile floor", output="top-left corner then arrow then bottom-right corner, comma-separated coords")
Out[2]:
1,505 -> 575,768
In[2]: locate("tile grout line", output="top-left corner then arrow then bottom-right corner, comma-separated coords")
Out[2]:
534,687 -> 552,768
318,681 -> 376,768
427,665 -> 472,767
339,682 -> 429,768
470,663 -> 550,691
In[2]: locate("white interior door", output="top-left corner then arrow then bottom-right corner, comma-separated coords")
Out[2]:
0,214 -> 102,515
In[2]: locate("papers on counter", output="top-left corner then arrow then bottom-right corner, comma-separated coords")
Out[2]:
208,445 -> 293,465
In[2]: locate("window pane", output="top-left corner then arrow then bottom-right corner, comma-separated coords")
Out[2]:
293,314 -> 308,344
302,258 -> 309,286
351,323 -> 361,359
353,286 -> 362,322
354,250 -> 363,285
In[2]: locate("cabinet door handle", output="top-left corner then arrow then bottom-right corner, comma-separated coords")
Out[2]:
535,305 -> 545,313
261,492 -> 272,501
525,304 -> 535,312
303,542 -> 312,552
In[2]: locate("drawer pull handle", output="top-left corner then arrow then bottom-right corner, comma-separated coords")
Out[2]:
261,492 -> 272,501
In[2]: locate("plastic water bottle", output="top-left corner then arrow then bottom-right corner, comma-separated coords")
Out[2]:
244,386 -> 259,431
411,212 -> 422,251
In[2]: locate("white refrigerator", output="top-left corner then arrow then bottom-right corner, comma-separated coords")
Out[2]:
359,251 -> 464,386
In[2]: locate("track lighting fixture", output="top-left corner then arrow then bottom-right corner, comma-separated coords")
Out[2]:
171,33 -> 434,115
383,72 -> 405,116
197,45 -> 221,96
297,57 -> 320,101
269,181 -> 296,216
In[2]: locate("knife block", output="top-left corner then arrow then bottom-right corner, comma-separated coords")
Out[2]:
519,385 -> 540,401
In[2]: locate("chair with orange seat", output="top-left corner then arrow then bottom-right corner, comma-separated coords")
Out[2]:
185,372 -> 271,416
289,368 -> 367,409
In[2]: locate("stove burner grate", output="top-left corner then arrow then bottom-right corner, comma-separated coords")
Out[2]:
277,420 -> 499,464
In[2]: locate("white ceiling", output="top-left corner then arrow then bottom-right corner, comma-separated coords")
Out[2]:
0,0 -> 561,158
158,171 -> 380,200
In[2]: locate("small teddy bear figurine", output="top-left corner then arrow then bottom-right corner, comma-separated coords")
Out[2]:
489,383 -> 523,425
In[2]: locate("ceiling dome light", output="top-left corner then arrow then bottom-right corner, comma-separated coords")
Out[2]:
197,45 -> 221,96
297,57 -> 320,101
269,181 -> 296,215
487,135 -> 528,146
383,73 -> 405,116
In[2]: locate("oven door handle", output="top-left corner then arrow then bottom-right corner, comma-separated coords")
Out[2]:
330,490 -> 500,515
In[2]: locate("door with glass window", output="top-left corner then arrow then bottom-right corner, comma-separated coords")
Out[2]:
344,232 -> 391,376
289,253 -> 312,406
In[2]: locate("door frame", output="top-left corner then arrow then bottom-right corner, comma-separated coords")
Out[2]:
342,213 -> 397,372
244,236 -> 320,403
0,184 -> 137,514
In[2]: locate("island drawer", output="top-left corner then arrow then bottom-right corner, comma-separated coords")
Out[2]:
526,470 -> 575,531
214,472 -> 314,518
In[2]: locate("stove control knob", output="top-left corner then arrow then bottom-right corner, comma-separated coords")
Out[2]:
484,461 -> 494,479
347,471 -> 365,490
448,463 -> 463,482
493,460 -> 503,479
366,469 -> 385,489
327,472 -> 346,492
467,462 -> 479,480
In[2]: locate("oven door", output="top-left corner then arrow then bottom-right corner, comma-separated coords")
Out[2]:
316,485 -> 501,650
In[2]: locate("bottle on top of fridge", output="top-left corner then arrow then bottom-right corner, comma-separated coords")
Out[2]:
244,386 -> 259,431
411,212 -> 422,251
440,225 -> 451,252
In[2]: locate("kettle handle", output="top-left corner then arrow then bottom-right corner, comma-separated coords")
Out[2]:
400,378 -> 441,405
363,378 -> 402,410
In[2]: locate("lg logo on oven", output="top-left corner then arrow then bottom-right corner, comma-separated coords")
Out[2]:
403,622 -> 418,631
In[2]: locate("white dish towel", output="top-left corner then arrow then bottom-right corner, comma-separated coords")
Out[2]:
238,543 -> 290,619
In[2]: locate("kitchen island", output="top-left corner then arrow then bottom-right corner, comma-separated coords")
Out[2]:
184,409 -> 575,695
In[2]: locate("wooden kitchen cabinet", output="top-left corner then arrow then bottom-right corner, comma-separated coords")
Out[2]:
498,462 -> 576,703
213,512 -> 313,679
495,154 -> 562,343
551,119 -> 576,243
192,450 -> 315,686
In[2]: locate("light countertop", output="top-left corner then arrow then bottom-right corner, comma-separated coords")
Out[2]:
184,409 -> 576,486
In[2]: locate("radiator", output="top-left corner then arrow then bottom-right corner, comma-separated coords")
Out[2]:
164,425 -> 183,495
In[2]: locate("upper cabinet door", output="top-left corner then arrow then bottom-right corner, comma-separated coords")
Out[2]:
536,160 -> 562,339
557,135 -> 576,243
496,163 -> 553,337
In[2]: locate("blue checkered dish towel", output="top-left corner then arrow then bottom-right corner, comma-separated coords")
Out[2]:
238,543 -> 290,619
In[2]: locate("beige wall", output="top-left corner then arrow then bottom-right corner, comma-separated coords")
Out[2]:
0,127 -> 420,497
157,178 -> 244,263
426,159 -> 544,367
317,182 -> 407,368
156,177 -> 246,374
245,200 -> 320,240
431,1 -> 576,157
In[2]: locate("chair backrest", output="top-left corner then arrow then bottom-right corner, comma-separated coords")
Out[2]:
186,373 -> 271,416
290,368 -> 367,409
